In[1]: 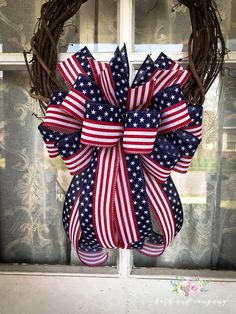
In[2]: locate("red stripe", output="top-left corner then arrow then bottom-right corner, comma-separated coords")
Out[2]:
44,141 -> 59,158
81,119 -> 123,147
171,70 -> 190,87
63,146 -> 93,175
114,177 -> 130,248
67,57 -> 80,80
61,88 -> 90,122
139,242 -> 165,257
127,81 -> 154,112
144,170 -> 176,247
174,156 -> 192,173
114,143 -> 140,247
78,250 -> 108,266
83,119 -> 123,127
72,55 -> 86,76
106,66 -> 118,106
57,63 -> 73,86
68,193 -> 81,250
184,125 -> 202,139
141,155 -> 171,183
44,114 -> 81,129
93,146 -> 119,248
88,58 -> 106,85
98,66 -> 118,106
43,106 -> 81,132
61,61 -> 76,84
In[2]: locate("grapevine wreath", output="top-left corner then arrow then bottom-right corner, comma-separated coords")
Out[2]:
24,0 -> 226,266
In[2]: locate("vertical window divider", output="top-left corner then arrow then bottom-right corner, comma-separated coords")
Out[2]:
118,0 -> 133,53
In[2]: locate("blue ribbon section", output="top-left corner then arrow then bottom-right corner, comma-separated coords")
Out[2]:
125,154 -> 153,249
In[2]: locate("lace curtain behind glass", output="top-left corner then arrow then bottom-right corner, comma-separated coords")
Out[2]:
0,71 -> 69,264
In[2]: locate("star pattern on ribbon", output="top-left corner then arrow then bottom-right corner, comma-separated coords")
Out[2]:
39,45 -> 203,266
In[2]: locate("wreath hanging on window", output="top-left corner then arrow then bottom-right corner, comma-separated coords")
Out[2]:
24,0 -> 226,266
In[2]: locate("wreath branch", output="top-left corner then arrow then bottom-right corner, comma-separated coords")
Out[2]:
179,0 -> 226,104
24,0 -> 226,113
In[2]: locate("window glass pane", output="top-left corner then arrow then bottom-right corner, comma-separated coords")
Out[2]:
218,0 -> 236,51
0,0 -> 118,53
134,0 -> 236,53
132,73 -> 236,270
0,70 -> 117,266
0,70 -> 67,264
134,0 -> 191,53
0,1 -> 42,53
59,0 -> 118,53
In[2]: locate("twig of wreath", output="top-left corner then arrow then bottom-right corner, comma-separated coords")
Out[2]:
23,0 -> 226,115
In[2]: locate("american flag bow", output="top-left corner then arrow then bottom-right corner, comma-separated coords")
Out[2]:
39,45 -> 203,266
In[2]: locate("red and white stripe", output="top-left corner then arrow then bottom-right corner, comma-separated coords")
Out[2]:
68,193 -> 108,267
68,193 -> 81,251
169,61 -> 182,71
127,80 -> 155,111
44,141 -> 59,158
174,156 -> 193,174
141,155 -> 171,183
158,101 -> 191,134
153,70 -> 187,94
62,146 -> 93,175
184,125 -> 202,139
114,143 -> 140,248
144,170 -> 176,247
171,70 -> 190,87
139,241 -> 165,257
123,128 -> 158,154
96,65 -> 118,106
81,119 -> 124,147
149,59 -> 190,94
43,104 -> 81,133
57,54 -> 86,86
61,88 -> 90,124
89,58 -> 117,106
93,146 -> 119,249
78,249 -> 108,266
88,58 -> 107,84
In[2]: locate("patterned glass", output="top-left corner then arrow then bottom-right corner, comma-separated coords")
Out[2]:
134,0 -> 236,52
0,0 -> 118,53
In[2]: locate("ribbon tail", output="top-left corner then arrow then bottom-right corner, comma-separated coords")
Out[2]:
93,145 -> 120,249
77,249 -> 108,267
138,175 -> 184,257
68,193 -> 81,250
138,169 -> 176,256
63,174 -> 109,267
114,143 -> 140,248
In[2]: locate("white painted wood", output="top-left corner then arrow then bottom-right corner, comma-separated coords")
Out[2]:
118,0 -> 133,52
0,273 -> 235,314
1,52 -> 236,70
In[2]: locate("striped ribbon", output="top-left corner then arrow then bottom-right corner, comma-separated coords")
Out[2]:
57,54 -> 86,86
93,145 -> 119,248
114,143 -> 140,248
43,104 -> 82,133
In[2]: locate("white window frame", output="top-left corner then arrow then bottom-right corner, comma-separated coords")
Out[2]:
0,0 -> 235,282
